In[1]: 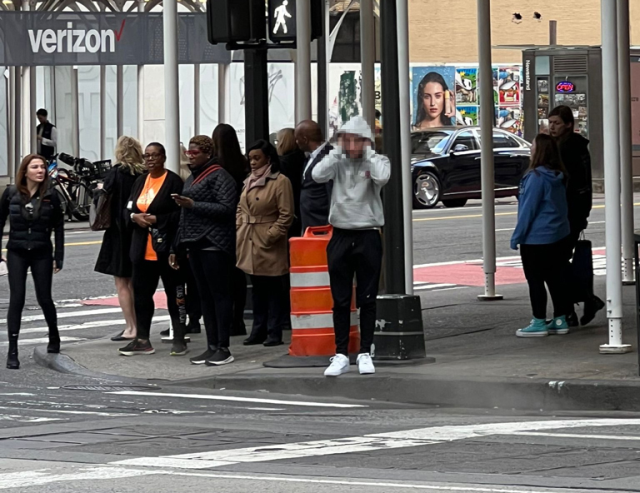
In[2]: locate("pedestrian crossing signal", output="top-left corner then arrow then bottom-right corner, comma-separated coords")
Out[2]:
206,0 -> 266,45
268,0 -> 323,43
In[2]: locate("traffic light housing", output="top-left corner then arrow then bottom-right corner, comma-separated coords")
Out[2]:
206,0 -> 266,45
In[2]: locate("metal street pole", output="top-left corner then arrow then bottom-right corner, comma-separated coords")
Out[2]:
380,0 -> 405,294
137,0 -> 145,143
244,50 -> 270,147
397,0 -> 413,295
117,65 -> 124,138
8,67 -> 15,183
163,0 -> 180,173
600,0 -> 631,353
317,0 -> 329,136
296,0 -> 312,122
100,66 -> 106,159
71,67 -> 80,156
477,0 -> 502,301
21,0 -> 31,159
360,0 -> 375,127
618,0 -> 634,285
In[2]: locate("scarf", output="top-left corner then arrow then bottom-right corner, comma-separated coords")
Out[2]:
245,164 -> 272,191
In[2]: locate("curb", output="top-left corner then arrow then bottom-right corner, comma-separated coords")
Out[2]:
176,373 -> 640,412
33,346 -> 640,412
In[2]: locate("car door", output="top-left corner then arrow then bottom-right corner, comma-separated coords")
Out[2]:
491,130 -> 526,191
439,130 -> 481,195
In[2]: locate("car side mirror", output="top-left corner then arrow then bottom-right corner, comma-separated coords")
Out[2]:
452,144 -> 469,153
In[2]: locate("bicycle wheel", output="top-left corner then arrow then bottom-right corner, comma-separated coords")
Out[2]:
69,182 -> 93,221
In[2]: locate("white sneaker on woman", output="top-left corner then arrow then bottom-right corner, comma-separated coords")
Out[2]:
357,353 -> 375,375
324,354 -> 350,377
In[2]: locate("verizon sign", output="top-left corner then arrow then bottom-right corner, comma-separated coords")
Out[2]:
0,12 -> 230,66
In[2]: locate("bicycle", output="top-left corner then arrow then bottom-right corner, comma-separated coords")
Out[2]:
47,154 -> 112,221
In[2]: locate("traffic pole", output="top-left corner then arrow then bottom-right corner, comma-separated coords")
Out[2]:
163,0 -> 180,174
476,0 -> 502,301
600,0 -> 631,354
244,49 -> 270,146
374,0 -> 426,362
295,0 -> 312,122
618,0 -> 634,286
397,0 -> 414,295
360,0 -> 375,127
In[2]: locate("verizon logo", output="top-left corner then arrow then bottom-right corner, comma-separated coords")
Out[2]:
28,20 -> 126,54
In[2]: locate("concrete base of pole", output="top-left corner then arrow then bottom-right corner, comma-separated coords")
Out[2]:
623,281 -> 636,286
477,273 -> 503,301
477,294 -> 504,301
373,294 -> 426,360
599,344 -> 633,354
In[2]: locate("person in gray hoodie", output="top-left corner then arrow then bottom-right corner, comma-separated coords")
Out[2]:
312,115 -> 391,377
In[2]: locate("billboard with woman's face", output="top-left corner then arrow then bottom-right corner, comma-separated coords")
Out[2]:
412,67 -> 456,129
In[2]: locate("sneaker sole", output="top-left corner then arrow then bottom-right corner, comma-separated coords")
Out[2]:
359,368 -> 376,375
516,332 -> 548,338
324,368 -> 350,377
190,359 -> 207,365
205,356 -> 235,366
548,329 -> 569,335
119,349 -> 156,356
171,349 -> 190,356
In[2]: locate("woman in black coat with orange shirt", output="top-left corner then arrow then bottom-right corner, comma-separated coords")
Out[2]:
118,143 -> 187,357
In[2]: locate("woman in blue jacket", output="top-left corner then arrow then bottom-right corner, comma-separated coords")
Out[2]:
511,134 -> 571,337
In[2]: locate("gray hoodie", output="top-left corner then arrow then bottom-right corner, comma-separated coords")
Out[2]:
312,116 -> 391,230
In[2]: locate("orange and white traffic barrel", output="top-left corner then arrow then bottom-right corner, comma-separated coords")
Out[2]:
289,226 -> 359,357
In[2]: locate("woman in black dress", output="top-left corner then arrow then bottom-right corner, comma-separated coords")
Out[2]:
94,136 -> 146,341
276,127 -> 305,238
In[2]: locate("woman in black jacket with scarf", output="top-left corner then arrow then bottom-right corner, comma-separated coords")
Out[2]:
0,154 -> 64,369
171,135 -> 238,366
118,143 -> 187,357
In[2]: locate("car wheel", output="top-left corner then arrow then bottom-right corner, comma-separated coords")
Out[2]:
442,199 -> 468,208
413,171 -> 441,209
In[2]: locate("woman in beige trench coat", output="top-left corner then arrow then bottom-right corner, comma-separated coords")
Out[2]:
237,139 -> 294,346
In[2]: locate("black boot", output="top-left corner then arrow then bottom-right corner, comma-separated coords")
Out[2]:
6,340 -> 19,370
581,296 -> 605,326
47,329 -> 61,354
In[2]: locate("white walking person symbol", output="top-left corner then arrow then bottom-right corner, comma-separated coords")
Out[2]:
273,0 -> 292,34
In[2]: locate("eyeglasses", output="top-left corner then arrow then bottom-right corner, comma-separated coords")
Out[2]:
185,149 -> 202,157
143,153 -> 163,160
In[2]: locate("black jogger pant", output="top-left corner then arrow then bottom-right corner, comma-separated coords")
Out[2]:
6,248 -> 59,344
249,274 -> 289,343
327,228 -> 382,357
520,236 -> 572,320
189,250 -> 234,350
132,258 -> 185,343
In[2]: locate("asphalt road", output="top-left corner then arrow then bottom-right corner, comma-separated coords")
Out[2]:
2,199 -> 640,491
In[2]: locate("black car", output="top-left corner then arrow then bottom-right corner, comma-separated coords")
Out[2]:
411,127 -> 531,209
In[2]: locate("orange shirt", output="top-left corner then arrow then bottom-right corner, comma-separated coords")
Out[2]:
136,172 -> 168,261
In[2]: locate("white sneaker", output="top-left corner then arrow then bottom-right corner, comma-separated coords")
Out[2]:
324,354 -> 350,377
357,353 -> 375,375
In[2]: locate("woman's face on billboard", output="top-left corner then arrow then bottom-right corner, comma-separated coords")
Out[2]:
421,82 -> 445,120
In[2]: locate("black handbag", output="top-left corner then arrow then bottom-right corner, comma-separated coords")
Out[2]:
570,237 -> 594,304
150,227 -> 170,254
89,189 -> 112,231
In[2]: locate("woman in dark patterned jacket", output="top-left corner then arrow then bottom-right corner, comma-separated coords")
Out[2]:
170,135 -> 239,367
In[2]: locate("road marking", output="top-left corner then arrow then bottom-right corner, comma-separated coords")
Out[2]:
0,405 -> 138,417
0,336 -> 83,346
113,418 -> 640,470
0,467 -> 153,490
0,414 -> 62,423
19,315 -> 171,335
414,283 -> 456,291
495,228 -> 513,232
511,431 -> 640,441
0,307 -> 124,324
107,390 -> 367,409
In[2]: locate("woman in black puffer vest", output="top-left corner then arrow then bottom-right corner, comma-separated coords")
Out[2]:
0,154 -> 64,370
171,135 -> 238,367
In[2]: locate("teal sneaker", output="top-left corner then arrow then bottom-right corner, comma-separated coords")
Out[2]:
547,316 -> 569,335
516,318 -> 548,338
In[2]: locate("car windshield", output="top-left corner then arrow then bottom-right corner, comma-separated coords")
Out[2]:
411,131 -> 453,155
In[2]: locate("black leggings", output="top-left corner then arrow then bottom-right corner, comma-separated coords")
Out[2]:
521,236 -> 572,320
132,259 -> 185,343
6,248 -> 59,344
189,250 -> 234,350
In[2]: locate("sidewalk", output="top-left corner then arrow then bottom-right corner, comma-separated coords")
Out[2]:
35,275 -> 640,412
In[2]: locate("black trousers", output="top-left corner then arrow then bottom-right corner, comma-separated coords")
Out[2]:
6,248 -> 59,344
249,274 -> 289,343
180,257 -> 202,328
520,236 -> 572,320
231,267 -> 247,334
327,228 -> 382,356
189,250 -> 234,350
132,258 -> 185,342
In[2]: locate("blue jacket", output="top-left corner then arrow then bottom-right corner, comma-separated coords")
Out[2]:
511,167 -> 570,249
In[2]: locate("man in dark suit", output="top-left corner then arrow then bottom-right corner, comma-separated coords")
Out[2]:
294,120 -> 333,233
